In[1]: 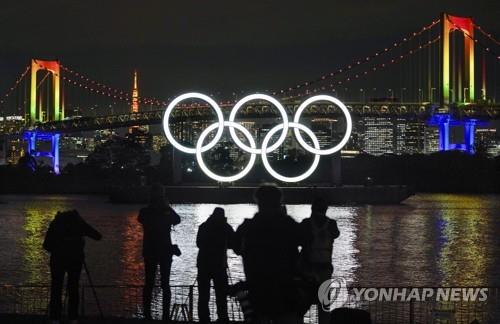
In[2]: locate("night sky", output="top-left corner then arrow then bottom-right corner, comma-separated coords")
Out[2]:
1,0 -> 499,105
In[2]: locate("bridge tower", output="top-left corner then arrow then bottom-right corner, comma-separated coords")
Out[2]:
29,59 -> 63,125
25,59 -> 64,174
433,14 -> 482,154
441,13 -> 475,105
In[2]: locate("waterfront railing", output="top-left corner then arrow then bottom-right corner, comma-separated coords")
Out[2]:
0,285 -> 498,324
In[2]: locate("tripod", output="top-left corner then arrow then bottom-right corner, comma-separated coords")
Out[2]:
83,260 -> 104,319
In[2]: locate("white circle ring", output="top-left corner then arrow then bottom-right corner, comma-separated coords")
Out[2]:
228,94 -> 289,154
293,95 -> 352,155
261,122 -> 320,183
196,121 -> 257,182
163,92 -> 224,154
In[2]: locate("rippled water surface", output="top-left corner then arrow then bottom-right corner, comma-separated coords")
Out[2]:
0,194 -> 499,287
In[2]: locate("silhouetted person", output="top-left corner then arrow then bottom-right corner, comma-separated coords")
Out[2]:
43,210 -> 102,324
234,184 -> 304,324
138,184 -> 181,321
196,207 -> 234,324
299,198 -> 340,324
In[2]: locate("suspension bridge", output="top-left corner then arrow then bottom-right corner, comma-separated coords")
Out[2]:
0,13 -> 499,174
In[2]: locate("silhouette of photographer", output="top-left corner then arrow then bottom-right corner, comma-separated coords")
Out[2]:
196,207 -> 234,324
234,184 -> 305,324
138,183 -> 181,321
43,209 -> 102,324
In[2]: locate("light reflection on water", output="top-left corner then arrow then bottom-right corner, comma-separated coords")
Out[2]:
435,195 -> 493,286
0,194 -> 499,288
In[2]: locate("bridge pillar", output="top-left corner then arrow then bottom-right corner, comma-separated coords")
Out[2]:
24,131 -> 60,174
441,13 -> 475,106
438,116 -> 450,151
29,59 -> 62,126
428,114 -> 484,154
464,120 -> 476,153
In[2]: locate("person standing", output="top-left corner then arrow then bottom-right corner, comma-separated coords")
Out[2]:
138,184 -> 181,321
43,210 -> 102,324
299,197 -> 340,324
196,207 -> 234,324
234,184 -> 304,324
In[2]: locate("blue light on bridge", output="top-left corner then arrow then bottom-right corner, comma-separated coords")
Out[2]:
427,114 -> 486,154
23,131 -> 60,174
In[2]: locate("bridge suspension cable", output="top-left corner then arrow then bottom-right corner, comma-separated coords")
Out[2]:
0,65 -> 30,107
284,36 -> 441,100
61,65 -> 171,107
271,19 -> 441,96
110,24 -> 439,103
446,18 -> 500,60
474,23 -> 500,47
36,72 -> 51,90
62,68 -> 183,107
62,75 -> 131,101
61,69 -> 237,110
7,16 -> 494,115
284,16 -> 499,101
43,19 -> 444,107
60,65 -> 130,97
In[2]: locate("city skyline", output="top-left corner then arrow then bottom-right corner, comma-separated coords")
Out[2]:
2,113 -> 499,169
0,6 -> 499,175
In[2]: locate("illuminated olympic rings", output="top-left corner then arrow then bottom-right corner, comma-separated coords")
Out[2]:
162,93 -> 352,182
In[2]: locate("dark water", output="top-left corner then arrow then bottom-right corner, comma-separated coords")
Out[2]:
0,194 -> 499,288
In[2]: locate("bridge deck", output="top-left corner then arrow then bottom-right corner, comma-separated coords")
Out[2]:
1,102 -> 499,135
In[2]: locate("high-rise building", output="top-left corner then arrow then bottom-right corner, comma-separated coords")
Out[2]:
362,117 -> 394,155
395,118 -> 425,154
341,118 -> 363,155
405,120 -> 425,154
475,128 -> 499,156
230,121 -> 258,160
395,118 -> 407,155
424,126 -> 440,154
170,120 -> 213,146
6,138 -> 25,164
311,118 -> 335,149
257,122 -> 282,160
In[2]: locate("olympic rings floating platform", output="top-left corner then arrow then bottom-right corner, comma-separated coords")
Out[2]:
109,185 -> 413,205
163,93 -> 353,183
